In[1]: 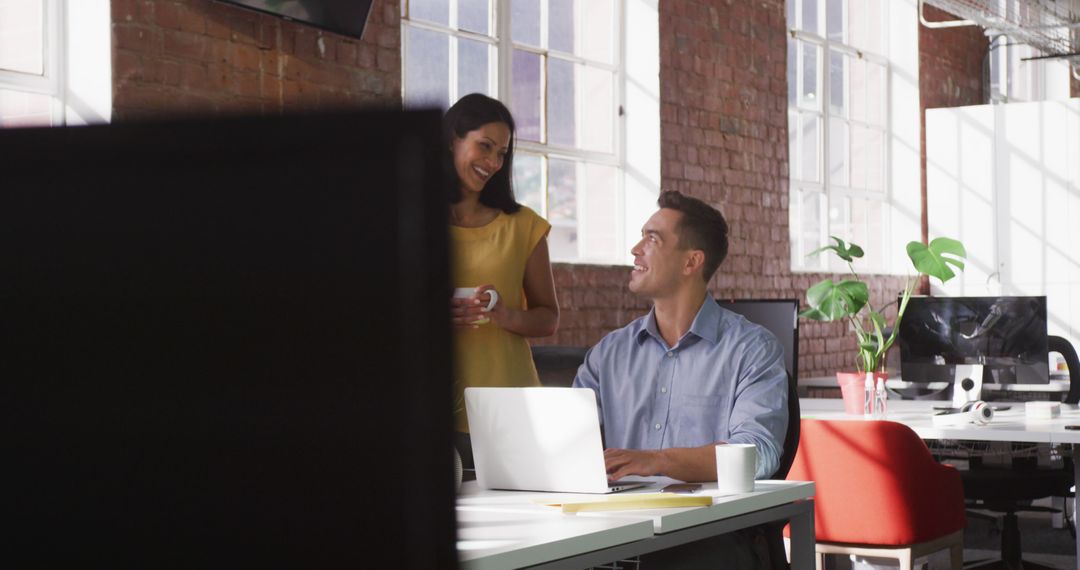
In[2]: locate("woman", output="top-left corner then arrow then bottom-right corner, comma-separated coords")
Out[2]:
445,94 -> 559,463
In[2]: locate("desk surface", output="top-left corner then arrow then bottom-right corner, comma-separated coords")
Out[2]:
457,478 -> 815,569
800,376 -> 1070,393
800,398 -> 1080,444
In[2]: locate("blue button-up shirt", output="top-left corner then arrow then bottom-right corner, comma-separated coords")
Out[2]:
572,296 -> 788,479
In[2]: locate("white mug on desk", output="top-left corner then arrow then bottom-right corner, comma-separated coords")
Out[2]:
715,443 -> 756,495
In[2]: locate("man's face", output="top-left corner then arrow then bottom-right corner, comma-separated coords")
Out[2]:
629,208 -> 691,298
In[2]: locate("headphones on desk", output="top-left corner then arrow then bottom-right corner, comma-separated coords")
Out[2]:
932,400 -> 994,426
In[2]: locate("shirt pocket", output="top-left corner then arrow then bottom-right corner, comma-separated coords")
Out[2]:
670,394 -> 724,445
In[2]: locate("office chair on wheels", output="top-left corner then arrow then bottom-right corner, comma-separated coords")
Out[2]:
959,335 -> 1080,570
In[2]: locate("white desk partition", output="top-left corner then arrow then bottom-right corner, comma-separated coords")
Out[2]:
457,478 -> 816,569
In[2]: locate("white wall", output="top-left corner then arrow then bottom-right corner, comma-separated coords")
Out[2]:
926,99 -> 1080,352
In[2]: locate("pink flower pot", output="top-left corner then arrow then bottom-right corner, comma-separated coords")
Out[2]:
836,371 -> 888,415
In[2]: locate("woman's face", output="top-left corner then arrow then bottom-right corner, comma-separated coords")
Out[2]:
452,121 -> 511,195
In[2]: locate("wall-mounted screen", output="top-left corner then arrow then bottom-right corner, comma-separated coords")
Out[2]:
217,0 -> 373,39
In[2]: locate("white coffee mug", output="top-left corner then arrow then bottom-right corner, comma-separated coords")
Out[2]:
453,287 -> 499,325
715,443 -> 756,495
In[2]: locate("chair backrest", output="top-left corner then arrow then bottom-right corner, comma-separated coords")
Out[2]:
788,419 -> 965,545
714,299 -> 800,479
771,370 -> 800,480
531,345 -> 588,388
1049,335 -> 1080,405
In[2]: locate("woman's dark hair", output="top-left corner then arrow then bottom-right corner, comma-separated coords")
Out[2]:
443,93 -> 521,214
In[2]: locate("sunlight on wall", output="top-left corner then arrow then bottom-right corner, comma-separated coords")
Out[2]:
927,99 -> 1080,354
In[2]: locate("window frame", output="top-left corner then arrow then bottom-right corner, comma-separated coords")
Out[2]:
787,0 -> 894,274
401,0 -> 631,265
0,0 -> 65,126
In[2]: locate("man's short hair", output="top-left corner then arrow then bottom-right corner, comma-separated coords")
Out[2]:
657,190 -> 729,281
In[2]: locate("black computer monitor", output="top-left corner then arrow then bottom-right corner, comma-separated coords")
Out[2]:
898,296 -> 1049,385
716,299 -> 799,383
0,112 -> 455,566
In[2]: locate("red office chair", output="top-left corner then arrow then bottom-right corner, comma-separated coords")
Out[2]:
787,419 -> 967,569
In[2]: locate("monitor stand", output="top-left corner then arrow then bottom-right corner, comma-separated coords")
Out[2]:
951,364 -> 984,408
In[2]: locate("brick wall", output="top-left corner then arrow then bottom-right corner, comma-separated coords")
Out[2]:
540,0 -> 909,382
919,4 -> 986,258
107,0 -> 915,381
111,0 -> 401,120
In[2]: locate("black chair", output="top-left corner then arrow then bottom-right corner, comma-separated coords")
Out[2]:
959,335 -> 1079,570
530,345 -> 588,388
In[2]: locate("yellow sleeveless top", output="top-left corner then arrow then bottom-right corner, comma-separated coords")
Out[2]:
450,206 -> 550,432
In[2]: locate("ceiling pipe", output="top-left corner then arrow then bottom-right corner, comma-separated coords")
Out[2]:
919,0 -> 979,28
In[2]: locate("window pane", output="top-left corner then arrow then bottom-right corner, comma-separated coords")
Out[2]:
548,0 -> 574,54
404,27 -> 450,109
848,0 -> 883,55
548,57 -> 575,146
511,0 -> 541,47
800,42 -> 820,110
577,64 -> 613,153
0,0 -> 44,75
829,118 -> 848,187
828,50 -> 844,117
865,61 -> 884,127
787,38 -> 797,106
579,162 -> 619,261
848,198 -> 884,268
578,0 -> 613,63
801,0 -> 818,35
788,110 -> 799,182
799,190 -> 825,262
410,0 -> 449,26
0,88 -> 51,127
511,50 -> 542,142
849,125 -> 883,191
458,0 -> 489,34
800,114 -> 819,182
457,38 -> 491,99
547,158 -> 578,260
849,58 -> 865,123
826,0 -> 844,42
513,152 -> 544,214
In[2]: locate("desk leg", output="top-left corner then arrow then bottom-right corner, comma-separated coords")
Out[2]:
789,499 -> 816,570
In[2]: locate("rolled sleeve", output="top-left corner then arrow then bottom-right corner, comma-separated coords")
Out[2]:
725,338 -> 788,479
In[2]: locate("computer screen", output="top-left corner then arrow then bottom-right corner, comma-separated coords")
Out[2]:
898,296 -> 1049,385
0,112 -> 455,566
716,298 -> 799,383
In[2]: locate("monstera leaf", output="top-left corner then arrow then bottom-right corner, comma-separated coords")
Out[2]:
808,236 -> 865,263
799,279 -> 869,321
906,238 -> 966,283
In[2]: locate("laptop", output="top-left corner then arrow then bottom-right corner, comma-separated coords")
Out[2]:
464,387 -> 651,494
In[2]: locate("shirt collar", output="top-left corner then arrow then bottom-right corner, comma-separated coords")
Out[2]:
635,295 -> 721,346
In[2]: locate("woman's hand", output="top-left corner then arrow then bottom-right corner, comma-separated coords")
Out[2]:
451,285 -> 500,329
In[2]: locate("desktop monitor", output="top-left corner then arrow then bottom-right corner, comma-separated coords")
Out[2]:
0,112 -> 455,567
716,298 -> 799,383
898,296 -> 1049,386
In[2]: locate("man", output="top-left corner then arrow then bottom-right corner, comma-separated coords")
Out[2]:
573,190 -> 788,568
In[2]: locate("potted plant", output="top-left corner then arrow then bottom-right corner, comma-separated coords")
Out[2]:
800,236 -> 967,413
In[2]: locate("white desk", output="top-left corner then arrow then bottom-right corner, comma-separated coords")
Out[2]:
801,398 -> 1080,567
457,479 -> 816,569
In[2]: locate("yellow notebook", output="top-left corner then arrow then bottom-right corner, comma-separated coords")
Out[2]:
537,493 -> 713,513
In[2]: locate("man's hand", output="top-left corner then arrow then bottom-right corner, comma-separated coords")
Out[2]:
605,444 -> 722,483
604,448 -> 667,481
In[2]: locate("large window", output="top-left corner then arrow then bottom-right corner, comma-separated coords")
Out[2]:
0,0 -> 61,127
0,0 -> 111,128
787,0 -> 893,272
402,0 -> 660,265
